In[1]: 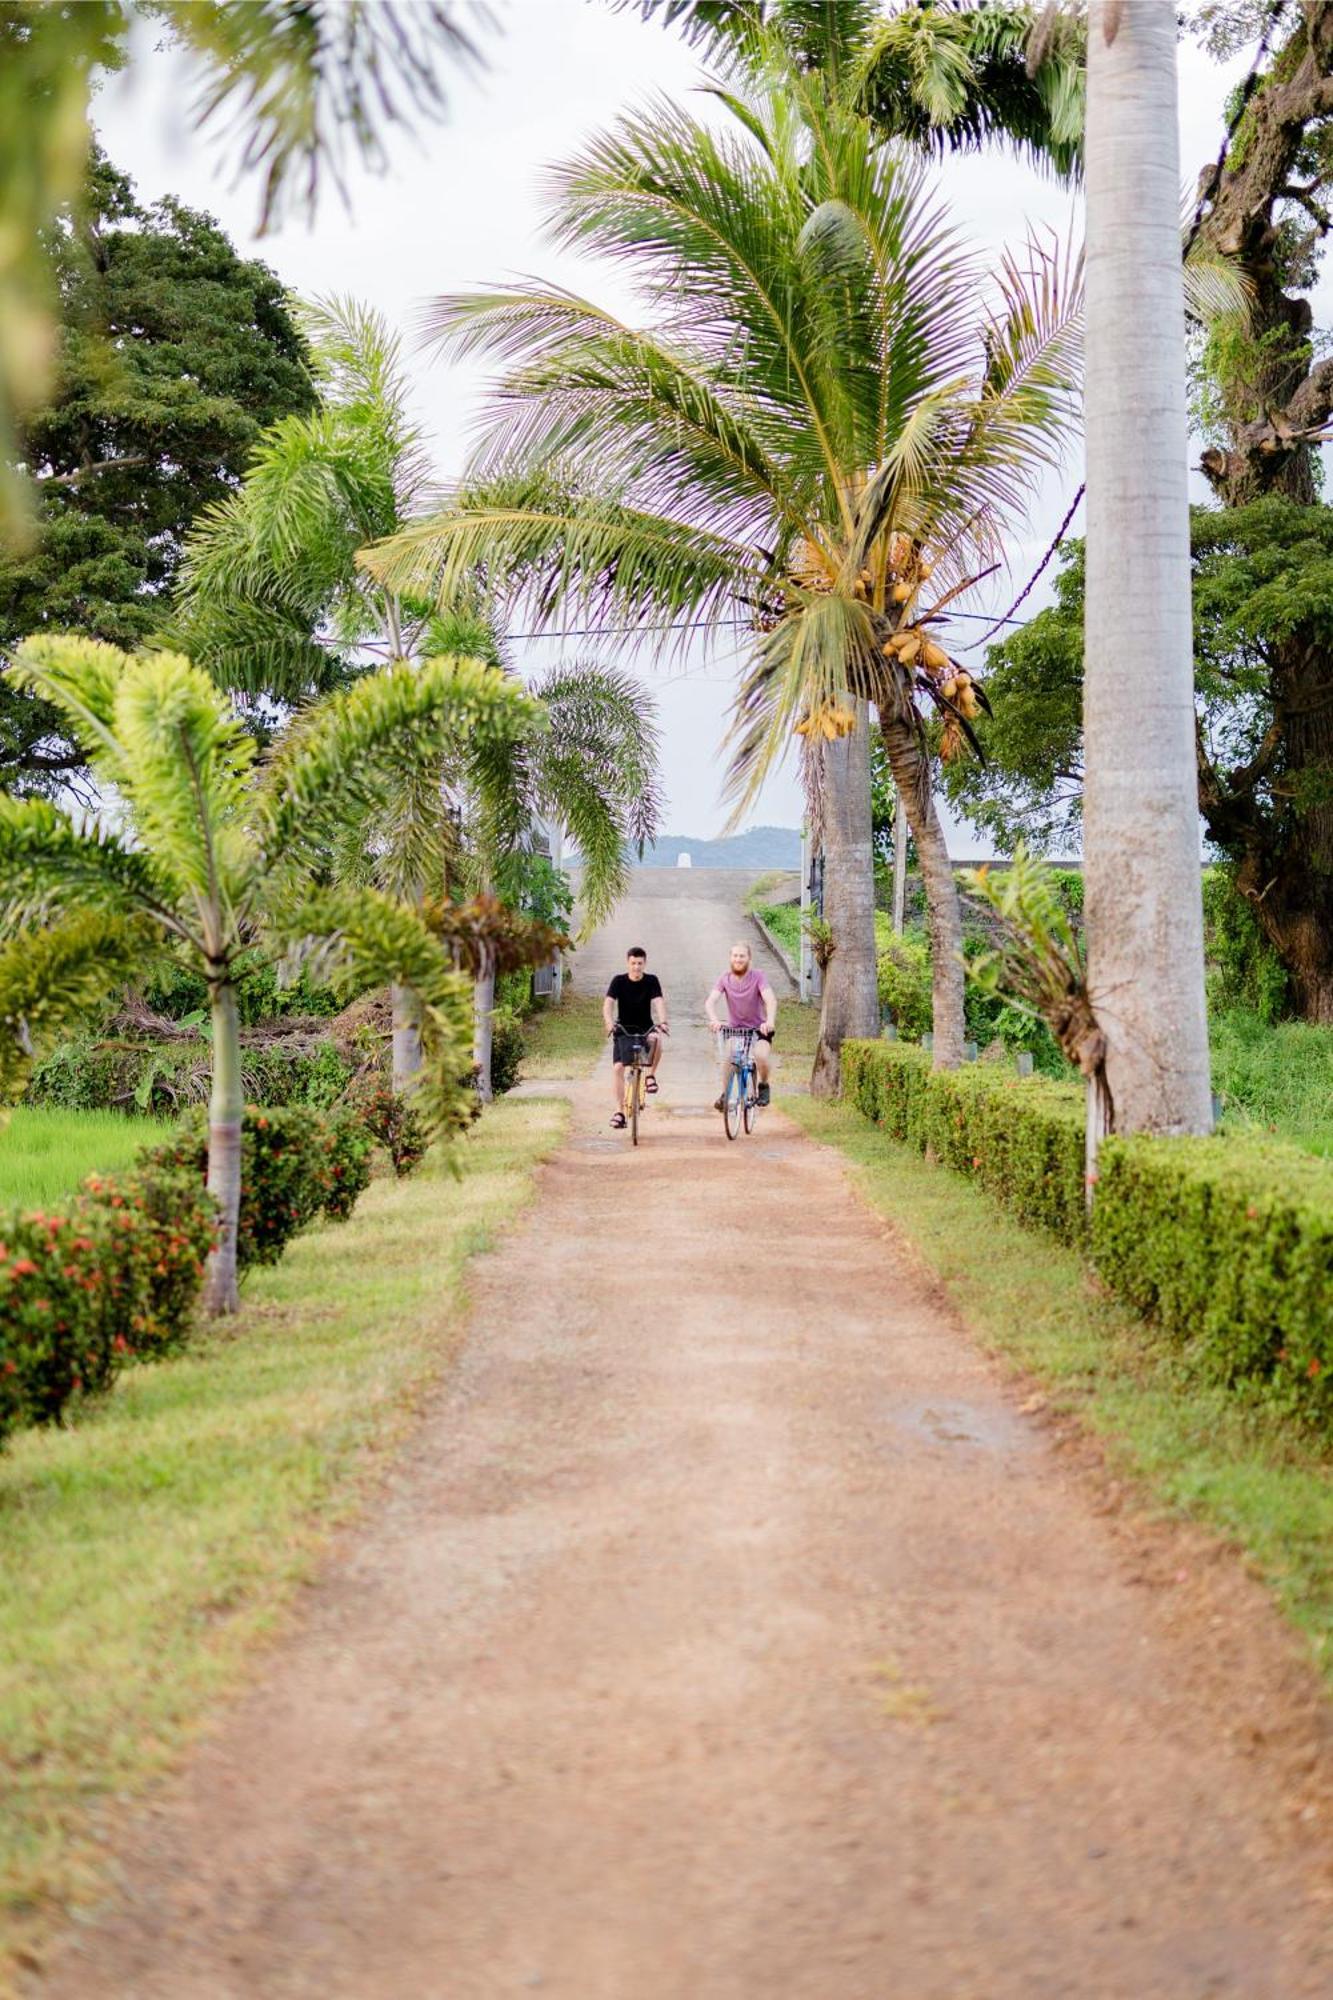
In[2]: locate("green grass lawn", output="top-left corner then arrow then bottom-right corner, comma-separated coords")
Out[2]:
0,1107 -> 160,1209
786,1094 -> 1333,1692
0,1097 -> 567,1981
518,989 -> 605,1081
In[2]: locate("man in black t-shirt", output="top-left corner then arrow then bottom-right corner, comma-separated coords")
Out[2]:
602,946 -> 668,1128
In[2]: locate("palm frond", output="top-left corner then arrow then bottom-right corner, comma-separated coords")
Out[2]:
0,796 -> 186,942
0,912 -> 159,1102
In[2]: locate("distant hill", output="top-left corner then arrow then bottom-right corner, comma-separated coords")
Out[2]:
638,826 -> 800,870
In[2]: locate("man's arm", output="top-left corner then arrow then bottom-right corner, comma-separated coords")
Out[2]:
603,989 -> 617,1037
651,988 -> 668,1030
760,977 -> 777,1033
704,979 -> 723,1028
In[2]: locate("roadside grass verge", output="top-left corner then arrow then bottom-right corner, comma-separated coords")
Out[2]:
519,990 -> 604,1080
0,1097 -> 567,1981
0,1108 -> 159,1207
778,1000 -> 820,1075
785,1095 -> 1333,1690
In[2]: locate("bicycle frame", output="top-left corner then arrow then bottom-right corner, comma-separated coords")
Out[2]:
719,1028 -> 759,1140
613,1021 -> 653,1146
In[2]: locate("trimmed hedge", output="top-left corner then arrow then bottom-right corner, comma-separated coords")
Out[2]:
0,1167 -> 217,1439
841,1040 -> 1333,1432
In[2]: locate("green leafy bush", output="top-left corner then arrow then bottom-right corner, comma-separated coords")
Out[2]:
842,1039 -> 1333,1433
875,930 -> 932,1039
26,1033 -> 356,1116
0,1167 -> 217,1439
140,1104 -> 372,1272
490,1006 -> 527,1096
142,961 -> 343,1025
843,1041 -> 1087,1244
1202,866 -> 1289,1024
349,1082 -> 430,1176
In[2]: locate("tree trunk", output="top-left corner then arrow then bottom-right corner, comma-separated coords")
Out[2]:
877,710 -> 966,1069
473,949 -> 496,1105
1083,0 -> 1213,1136
811,703 -> 880,1096
202,978 -> 243,1317
391,980 -> 423,1093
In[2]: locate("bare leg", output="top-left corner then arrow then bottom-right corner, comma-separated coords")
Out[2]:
755,1042 -> 772,1084
612,1060 -> 625,1112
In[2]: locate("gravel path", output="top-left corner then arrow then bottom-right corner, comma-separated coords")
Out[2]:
28,874 -> 1333,1999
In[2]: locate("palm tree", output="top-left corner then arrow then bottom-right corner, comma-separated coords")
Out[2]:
0,636 -> 536,1313
177,299 -> 664,1097
627,0 -> 1085,174
360,66 -> 1080,1082
1082,0 -> 1211,1136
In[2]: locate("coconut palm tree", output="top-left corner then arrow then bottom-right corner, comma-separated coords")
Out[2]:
360,66 -> 1081,1082
177,299 -> 664,1097
0,636 -> 536,1313
1082,0 -> 1211,1136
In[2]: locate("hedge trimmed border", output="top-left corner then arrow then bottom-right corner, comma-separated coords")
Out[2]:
841,1040 -> 1333,1432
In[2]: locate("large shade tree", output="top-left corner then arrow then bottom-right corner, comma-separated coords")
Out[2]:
361,62 -> 1081,1083
0,637 -> 535,1313
0,0 -> 491,539
1,149 -> 314,797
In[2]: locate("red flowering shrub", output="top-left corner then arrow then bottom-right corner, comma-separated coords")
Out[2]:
139,1104 -> 373,1271
347,1082 -> 430,1177
0,1169 -> 217,1441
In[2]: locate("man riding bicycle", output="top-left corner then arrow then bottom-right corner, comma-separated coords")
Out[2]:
603,946 -> 668,1129
705,940 -> 776,1109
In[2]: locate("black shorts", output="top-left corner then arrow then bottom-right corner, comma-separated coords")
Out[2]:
614,1028 -> 656,1065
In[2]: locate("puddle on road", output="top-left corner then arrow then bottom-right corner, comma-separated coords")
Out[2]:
887,1399 -> 1036,1455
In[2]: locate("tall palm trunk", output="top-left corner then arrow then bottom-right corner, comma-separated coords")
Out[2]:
878,710 -> 965,1068
1083,0 -> 1211,1135
473,949 -> 496,1104
391,980 -> 423,1093
203,977 -> 243,1316
811,703 -> 879,1096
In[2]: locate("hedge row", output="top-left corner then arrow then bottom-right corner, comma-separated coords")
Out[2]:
0,1099 -> 402,1447
841,1040 -> 1333,1433
0,1168 -> 217,1441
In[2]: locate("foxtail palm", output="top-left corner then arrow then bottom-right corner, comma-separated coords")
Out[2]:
361,69 -> 1080,1081
0,636 -> 536,1312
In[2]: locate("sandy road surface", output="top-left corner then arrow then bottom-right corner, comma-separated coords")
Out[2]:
28,873 -> 1333,1998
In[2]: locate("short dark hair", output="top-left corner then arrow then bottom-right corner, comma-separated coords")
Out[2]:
627,946 -> 647,959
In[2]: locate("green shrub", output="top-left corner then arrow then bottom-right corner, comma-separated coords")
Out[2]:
26,1033 -> 356,1117
0,1168 -> 217,1440
142,961 -> 342,1025
875,930 -> 932,1039
349,1082 -> 430,1176
1093,1135 -> 1333,1428
140,1104 -> 372,1273
1202,866 -> 1289,1024
841,1039 -> 1333,1433
1210,1008 -> 1333,1157
843,1041 -> 1087,1244
490,1006 -> 527,1096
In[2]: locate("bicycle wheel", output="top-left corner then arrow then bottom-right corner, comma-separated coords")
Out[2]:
743,1071 -> 758,1134
723,1067 -> 743,1140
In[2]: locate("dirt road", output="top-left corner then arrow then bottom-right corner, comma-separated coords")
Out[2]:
29,873 -> 1333,1997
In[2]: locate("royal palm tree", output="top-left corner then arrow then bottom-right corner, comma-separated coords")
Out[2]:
0,636 -> 535,1312
178,299 -> 664,1097
361,66 -> 1081,1081
1082,0 -> 1211,1136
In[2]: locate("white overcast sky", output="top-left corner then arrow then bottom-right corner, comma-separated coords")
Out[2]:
95,2 -> 1261,846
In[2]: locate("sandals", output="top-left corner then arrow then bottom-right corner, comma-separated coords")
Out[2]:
610,1111 -> 627,1130
645,1075 -> 659,1095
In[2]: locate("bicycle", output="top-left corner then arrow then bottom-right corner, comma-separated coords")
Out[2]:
716,1025 -> 760,1141
612,1020 -> 658,1146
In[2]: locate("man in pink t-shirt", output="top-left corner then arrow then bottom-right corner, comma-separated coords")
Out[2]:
705,939 -> 777,1109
